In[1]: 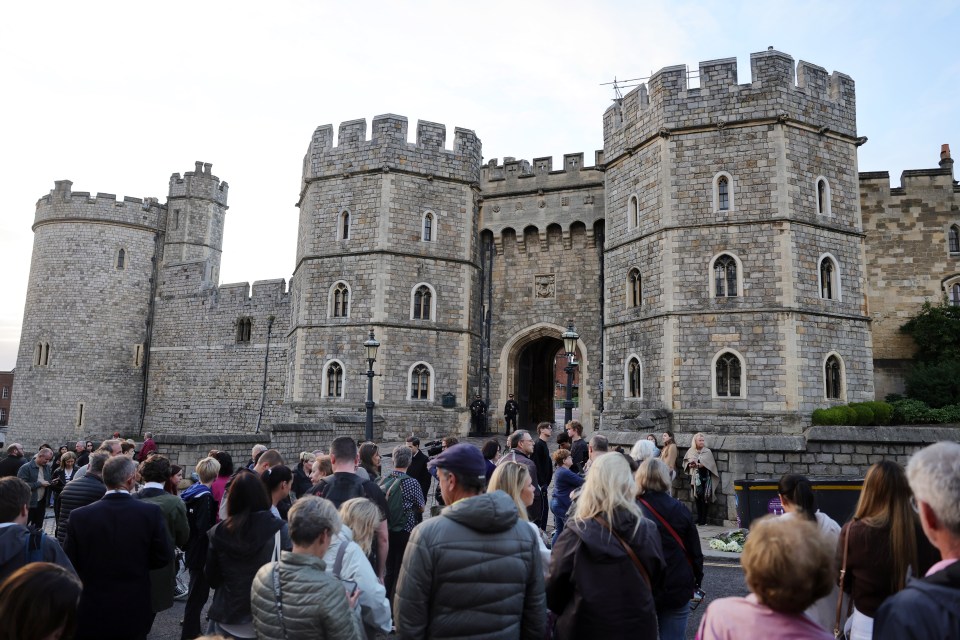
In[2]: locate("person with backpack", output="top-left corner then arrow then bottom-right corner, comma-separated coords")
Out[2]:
0,477 -> 75,583
308,437 -> 390,582
179,456 -> 220,640
380,445 -> 425,602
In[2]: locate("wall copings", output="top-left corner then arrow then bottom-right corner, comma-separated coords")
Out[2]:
168,162 -> 229,205
34,180 -> 165,229
604,50 -> 857,160
303,116 -> 482,184
481,154 -> 604,191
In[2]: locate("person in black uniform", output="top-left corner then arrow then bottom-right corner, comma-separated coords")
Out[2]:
503,394 -> 520,434
469,394 -> 487,436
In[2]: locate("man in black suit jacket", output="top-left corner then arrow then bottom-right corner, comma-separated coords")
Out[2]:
406,436 -> 432,523
65,455 -> 172,640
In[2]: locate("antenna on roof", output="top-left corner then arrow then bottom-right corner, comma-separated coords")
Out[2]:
601,74 -> 651,101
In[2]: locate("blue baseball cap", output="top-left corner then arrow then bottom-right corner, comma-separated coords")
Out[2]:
427,443 -> 486,479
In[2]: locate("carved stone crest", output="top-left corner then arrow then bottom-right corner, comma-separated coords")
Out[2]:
535,274 -> 555,299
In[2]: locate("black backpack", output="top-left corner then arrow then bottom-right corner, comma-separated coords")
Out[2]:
314,474 -> 365,509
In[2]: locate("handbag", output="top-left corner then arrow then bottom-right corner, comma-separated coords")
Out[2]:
834,520 -> 855,640
593,516 -> 651,589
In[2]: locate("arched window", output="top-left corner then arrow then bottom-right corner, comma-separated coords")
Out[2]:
714,351 -> 743,398
816,177 -> 831,215
949,225 -> 960,254
412,284 -> 434,320
422,212 -> 435,242
951,283 -> 960,307
713,172 -> 735,213
42,343 -> 50,366
627,195 -> 639,230
825,354 -> 843,400
625,356 -> 642,399
713,254 -> 738,298
324,361 -> 344,398
717,176 -> 729,211
818,255 -> 841,300
34,342 -> 42,366
409,363 -> 432,400
235,317 -> 252,343
628,268 -> 642,308
117,248 -> 126,270
339,210 -> 350,241
331,282 -> 350,318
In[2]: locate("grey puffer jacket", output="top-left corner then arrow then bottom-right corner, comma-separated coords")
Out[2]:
394,489 -> 545,640
251,551 -> 362,640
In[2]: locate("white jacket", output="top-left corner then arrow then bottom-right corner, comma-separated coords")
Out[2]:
323,525 -> 392,635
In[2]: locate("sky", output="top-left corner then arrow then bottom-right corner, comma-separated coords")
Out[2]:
0,0 -> 957,370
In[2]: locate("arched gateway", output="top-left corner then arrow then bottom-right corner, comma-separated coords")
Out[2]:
498,323 -> 591,431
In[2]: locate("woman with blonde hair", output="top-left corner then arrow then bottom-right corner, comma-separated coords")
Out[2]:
488,462 -> 550,573
292,451 -> 315,499
547,453 -> 665,639
682,432 -> 720,525
836,460 -> 938,640
697,515 -> 835,639
339,497 -> 381,569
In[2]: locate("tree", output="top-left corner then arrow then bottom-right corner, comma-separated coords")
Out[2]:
899,300 -> 960,363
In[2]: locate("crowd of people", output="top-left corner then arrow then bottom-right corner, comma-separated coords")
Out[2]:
0,426 -> 957,640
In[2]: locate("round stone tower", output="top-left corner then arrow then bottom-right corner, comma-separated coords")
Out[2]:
7,180 -> 165,444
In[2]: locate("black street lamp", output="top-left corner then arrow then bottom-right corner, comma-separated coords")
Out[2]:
562,322 -> 580,426
363,328 -> 380,442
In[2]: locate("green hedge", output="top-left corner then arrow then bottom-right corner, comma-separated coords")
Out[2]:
811,402 -> 893,426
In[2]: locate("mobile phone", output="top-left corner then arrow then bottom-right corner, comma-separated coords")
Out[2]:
690,588 -> 706,611
342,580 -> 358,596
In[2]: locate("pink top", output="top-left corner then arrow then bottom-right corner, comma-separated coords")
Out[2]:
926,557 -> 958,577
211,476 -> 229,517
696,594 -> 833,640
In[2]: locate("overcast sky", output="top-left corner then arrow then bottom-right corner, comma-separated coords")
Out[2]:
1,0 -> 957,370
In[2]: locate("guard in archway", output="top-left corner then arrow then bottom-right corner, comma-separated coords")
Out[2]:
469,394 -> 487,435
503,394 -> 520,434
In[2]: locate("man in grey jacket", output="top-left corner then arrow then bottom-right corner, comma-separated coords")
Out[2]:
394,443 -> 545,639
16,447 -> 53,529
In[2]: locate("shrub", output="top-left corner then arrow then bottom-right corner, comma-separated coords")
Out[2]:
861,401 -> 893,425
890,399 -> 934,425
905,360 -> 960,408
812,408 -> 840,426
848,403 -> 875,426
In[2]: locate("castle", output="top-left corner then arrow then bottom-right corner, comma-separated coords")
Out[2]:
6,49 -> 959,522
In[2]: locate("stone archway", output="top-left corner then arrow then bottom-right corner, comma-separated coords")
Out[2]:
499,323 -> 591,431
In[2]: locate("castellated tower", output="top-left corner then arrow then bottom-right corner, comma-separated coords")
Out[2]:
7,181 -> 165,443
602,49 -> 874,435
163,161 -> 229,286
289,115 -> 482,438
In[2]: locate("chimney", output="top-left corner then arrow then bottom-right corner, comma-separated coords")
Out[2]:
940,143 -> 953,169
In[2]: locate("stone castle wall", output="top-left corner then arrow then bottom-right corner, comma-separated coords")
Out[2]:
145,262 -> 290,435
860,154 -> 959,398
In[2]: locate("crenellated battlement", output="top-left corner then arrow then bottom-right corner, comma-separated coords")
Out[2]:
34,179 -> 165,230
302,114 -> 482,186
168,161 -> 229,205
481,150 -> 604,188
604,49 -> 857,161
217,278 -> 290,305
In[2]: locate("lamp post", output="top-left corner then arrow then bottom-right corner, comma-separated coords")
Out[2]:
363,328 -> 380,442
562,322 -> 579,426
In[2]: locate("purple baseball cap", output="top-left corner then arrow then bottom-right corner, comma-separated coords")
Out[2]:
427,443 -> 486,479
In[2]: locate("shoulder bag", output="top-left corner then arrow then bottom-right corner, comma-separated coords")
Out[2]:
834,520 -> 855,640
